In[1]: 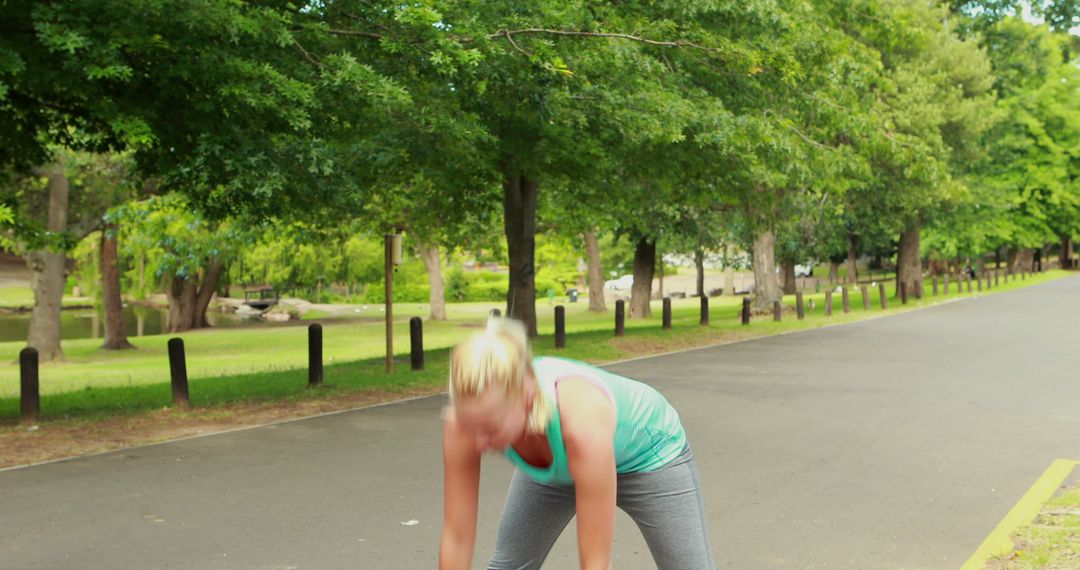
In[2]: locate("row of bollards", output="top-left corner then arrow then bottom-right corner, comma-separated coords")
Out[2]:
13,265 -> 1045,423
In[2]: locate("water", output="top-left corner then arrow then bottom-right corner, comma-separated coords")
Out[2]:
0,304 -> 259,343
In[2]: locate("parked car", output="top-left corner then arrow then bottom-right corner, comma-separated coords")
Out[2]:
603,274 -> 635,291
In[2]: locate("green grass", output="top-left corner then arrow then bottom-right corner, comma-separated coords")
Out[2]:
0,285 -> 90,309
989,482 -> 1080,569
0,269 -> 1071,422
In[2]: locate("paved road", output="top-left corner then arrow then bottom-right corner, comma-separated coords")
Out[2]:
3,275 -> 1080,569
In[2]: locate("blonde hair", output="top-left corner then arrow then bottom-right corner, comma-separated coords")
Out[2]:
448,317 -> 551,434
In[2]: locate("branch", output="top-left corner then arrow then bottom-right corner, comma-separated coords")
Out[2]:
502,30 -> 533,58
487,29 -> 717,53
323,28 -> 384,39
293,40 -> 322,67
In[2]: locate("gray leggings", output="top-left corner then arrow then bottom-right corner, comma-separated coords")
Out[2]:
489,447 -> 715,569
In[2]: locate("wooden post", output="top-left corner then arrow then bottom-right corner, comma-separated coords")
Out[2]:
966,276 -> 972,293
943,273 -> 950,295
19,347 -> 39,423
699,295 -> 709,326
167,338 -> 189,409
861,285 -> 870,310
879,282 -> 888,310
741,297 -> 751,325
410,317 -> 424,371
308,323 -> 323,386
899,282 -> 908,305
825,291 -> 833,316
615,300 -> 625,337
662,298 -> 672,330
842,287 -> 851,314
555,305 -> 566,348
773,300 -> 782,322
977,274 -> 983,292
796,292 -> 805,320
932,276 -> 938,297
994,269 -> 999,287
384,234 -> 399,374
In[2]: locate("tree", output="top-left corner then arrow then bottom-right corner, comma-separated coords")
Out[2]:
2,149 -> 133,360
120,195 -> 247,332
972,19 -> 1080,272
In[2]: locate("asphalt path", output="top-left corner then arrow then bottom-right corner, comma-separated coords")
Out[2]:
2,275 -> 1079,569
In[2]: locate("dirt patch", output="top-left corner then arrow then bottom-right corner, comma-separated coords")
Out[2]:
0,385 -> 446,469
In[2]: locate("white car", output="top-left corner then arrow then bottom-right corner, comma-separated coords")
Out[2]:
604,275 -> 635,291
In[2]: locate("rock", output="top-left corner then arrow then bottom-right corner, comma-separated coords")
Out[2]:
262,303 -> 301,322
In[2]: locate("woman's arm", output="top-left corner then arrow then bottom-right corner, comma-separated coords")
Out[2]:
559,379 -> 618,570
439,418 -> 482,570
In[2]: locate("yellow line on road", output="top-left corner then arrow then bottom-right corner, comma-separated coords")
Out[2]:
960,458 -> 1080,570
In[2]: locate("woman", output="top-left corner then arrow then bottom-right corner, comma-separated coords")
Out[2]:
439,318 -> 714,569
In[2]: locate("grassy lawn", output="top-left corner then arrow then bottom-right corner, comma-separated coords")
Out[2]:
988,481 -> 1080,569
0,285 -> 90,309
0,269 -> 1070,423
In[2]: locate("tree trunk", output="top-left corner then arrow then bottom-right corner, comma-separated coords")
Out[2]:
828,262 -> 839,284
694,248 -> 706,297
657,252 -> 664,299
166,276 -> 198,333
26,164 -> 70,362
781,261 -> 797,295
166,258 -> 223,332
629,237 -> 655,319
417,241 -> 447,320
1008,247 -> 1034,273
1061,235 -> 1074,269
100,222 -> 132,350
583,230 -> 605,312
503,169 -> 539,336
751,229 -> 782,311
847,232 -> 860,284
723,243 -> 736,295
896,222 -> 923,298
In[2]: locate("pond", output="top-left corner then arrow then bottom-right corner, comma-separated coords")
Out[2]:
0,304 -> 259,343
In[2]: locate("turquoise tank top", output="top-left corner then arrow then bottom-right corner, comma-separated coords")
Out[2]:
504,356 -> 687,485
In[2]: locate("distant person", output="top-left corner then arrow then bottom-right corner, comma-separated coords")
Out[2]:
439,318 -> 715,569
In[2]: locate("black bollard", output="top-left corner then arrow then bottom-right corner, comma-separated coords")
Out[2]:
19,347 -> 39,423
409,317 -> 424,371
879,282 -> 888,310
662,298 -> 672,330
167,338 -> 189,409
308,323 -> 323,386
555,305 -> 566,348
796,292 -> 805,320
861,285 -> 870,310
773,301 -> 782,322
741,297 -> 751,325
900,281 -> 908,305
700,295 -> 709,326
615,300 -> 625,337
842,287 -> 851,314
